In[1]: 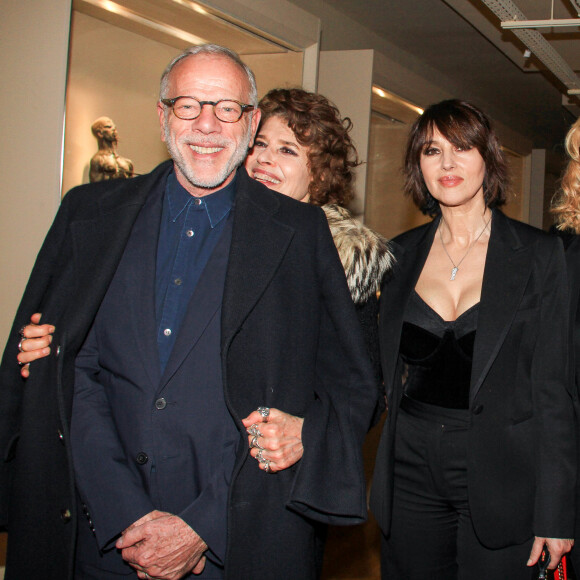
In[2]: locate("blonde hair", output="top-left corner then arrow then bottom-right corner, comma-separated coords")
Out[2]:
552,117 -> 580,233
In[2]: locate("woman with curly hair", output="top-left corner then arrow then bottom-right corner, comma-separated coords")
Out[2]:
552,117 -> 580,241
244,88 -> 392,379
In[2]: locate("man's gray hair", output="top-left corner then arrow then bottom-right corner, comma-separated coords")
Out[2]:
159,44 -> 258,106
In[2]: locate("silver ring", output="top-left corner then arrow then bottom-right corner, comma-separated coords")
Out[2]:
19,326 -> 27,337
250,435 -> 264,450
17,338 -> 27,352
263,459 -> 272,473
257,407 -> 270,422
256,449 -> 267,463
248,423 -> 263,437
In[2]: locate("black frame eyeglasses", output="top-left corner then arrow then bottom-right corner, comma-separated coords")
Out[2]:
160,96 -> 255,123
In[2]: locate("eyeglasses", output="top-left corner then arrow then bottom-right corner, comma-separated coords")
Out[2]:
160,96 -> 255,123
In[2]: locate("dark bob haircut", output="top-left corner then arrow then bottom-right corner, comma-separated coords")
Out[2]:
257,88 -> 360,207
404,99 -> 509,216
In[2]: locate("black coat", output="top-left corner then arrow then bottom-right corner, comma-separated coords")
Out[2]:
370,209 -> 576,548
0,162 -> 378,579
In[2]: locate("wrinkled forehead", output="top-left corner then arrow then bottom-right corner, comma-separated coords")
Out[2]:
167,54 -> 251,101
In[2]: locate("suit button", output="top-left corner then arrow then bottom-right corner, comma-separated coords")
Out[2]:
60,508 -> 71,522
473,404 -> 484,415
155,397 -> 167,410
136,452 -> 148,465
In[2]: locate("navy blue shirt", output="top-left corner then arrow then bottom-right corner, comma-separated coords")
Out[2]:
155,171 -> 236,373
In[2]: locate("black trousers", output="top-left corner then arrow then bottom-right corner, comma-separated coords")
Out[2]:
381,396 -> 535,580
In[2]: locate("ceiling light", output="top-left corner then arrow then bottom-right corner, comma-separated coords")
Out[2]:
502,18 -> 580,28
80,0 -> 208,45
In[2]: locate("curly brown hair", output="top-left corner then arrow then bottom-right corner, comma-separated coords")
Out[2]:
257,88 -> 360,206
404,99 -> 509,216
551,118 -> 580,234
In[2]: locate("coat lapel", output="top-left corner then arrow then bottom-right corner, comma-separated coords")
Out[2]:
221,171 -> 295,352
66,162 -> 172,372
469,210 -> 533,403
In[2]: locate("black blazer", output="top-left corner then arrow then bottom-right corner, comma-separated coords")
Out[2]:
0,162 -> 378,579
370,209 -> 576,549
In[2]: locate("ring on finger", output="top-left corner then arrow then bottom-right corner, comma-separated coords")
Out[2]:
257,407 -> 270,423
250,435 -> 264,450
17,338 -> 27,352
263,459 -> 272,473
248,423 -> 263,437
256,449 -> 267,463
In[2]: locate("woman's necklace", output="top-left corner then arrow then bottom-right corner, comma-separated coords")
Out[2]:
439,212 -> 492,281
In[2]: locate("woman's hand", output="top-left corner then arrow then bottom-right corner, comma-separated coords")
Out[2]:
241,408 -> 304,473
17,313 -> 54,378
527,536 -> 574,570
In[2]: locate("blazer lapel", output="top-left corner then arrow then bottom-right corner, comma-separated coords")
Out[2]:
380,219 -> 438,399
125,189 -> 164,386
470,210 -> 533,403
221,172 -> 295,352
159,214 -> 234,388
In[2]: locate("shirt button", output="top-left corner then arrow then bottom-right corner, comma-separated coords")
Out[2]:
194,198 -> 202,205
186,230 -> 194,237
164,328 -> 171,336
155,397 -> 167,410
174,278 -> 182,286
136,452 -> 149,465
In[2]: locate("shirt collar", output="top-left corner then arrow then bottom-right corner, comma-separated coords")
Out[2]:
166,170 -> 236,228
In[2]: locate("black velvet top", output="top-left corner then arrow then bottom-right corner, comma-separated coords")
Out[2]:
399,291 -> 479,409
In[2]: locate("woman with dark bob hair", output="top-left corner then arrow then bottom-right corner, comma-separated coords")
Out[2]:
369,99 -> 575,578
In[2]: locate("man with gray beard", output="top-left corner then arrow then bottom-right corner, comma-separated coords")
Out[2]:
0,45 -> 377,580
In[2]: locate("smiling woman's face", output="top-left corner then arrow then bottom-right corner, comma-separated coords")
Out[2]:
245,116 -> 311,203
419,128 -> 486,211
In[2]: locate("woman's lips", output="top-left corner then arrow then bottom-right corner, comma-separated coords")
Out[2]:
252,169 -> 281,185
438,175 -> 463,187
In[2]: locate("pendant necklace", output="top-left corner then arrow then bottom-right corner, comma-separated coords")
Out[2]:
439,212 -> 492,281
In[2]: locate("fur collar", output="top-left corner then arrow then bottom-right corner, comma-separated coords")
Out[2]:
322,204 -> 394,304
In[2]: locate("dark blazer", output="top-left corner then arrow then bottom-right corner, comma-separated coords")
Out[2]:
561,235 -> 580,574
370,209 -> 576,549
0,161 -> 377,579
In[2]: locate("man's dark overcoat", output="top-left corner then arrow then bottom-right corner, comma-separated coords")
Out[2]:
370,210 -> 576,547
0,161 -> 377,579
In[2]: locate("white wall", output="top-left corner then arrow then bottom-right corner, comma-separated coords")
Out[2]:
318,50 -> 374,219
0,0 -> 72,353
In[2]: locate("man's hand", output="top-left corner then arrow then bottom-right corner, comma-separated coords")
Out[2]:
527,536 -> 574,570
116,510 -> 207,579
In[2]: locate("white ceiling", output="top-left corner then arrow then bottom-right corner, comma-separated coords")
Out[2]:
75,0 -> 579,153
322,0 -> 579,152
